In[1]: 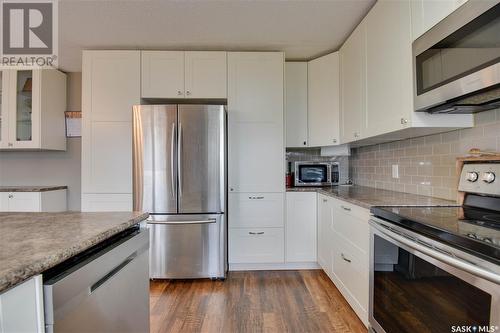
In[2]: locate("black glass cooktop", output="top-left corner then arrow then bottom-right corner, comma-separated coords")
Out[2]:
371,205 -> 500,265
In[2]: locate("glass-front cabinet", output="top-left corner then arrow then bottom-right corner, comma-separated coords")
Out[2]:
0,68 -> 66,150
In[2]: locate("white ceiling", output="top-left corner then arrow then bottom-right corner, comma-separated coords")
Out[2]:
58,0 -> 375,72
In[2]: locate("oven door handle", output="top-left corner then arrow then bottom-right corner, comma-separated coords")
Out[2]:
374,223 -> 500,285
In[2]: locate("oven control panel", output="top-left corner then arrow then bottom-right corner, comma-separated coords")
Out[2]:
459,163 -> 500,196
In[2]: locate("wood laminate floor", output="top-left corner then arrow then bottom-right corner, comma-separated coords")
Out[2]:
150,270 -> 367,333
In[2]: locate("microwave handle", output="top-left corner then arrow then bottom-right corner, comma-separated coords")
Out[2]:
373,221 -> 500,285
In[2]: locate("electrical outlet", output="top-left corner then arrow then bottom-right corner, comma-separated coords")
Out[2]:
392,164 -> 399,179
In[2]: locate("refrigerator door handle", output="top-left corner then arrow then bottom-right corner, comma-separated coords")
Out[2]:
147,218 -> 216,225
178,122 -> 183,199
171,122 -> 176,199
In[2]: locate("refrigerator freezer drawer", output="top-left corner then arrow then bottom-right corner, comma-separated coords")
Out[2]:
148,214 -> 226,279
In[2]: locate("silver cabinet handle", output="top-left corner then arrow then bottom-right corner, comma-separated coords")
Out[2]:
8,194 -> 13,199
341,205 -> 351,211
171,122 -> 176,199
332,139 -> 337,143
401,118 -> 408,125
249,231 -> 264,235
230,187 -> 234,192
354,132 -> 359,138
147,218 -> 216,225
178,122 -> 183,198
341,253 -> 351,263
323,199 -> 328,203
186,90 -> 191,96
177,90 -> 183,96
248,196 -> 264,200
8,143 -> 13,147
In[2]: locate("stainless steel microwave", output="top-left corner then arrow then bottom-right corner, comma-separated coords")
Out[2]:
294,161 -> 339,187
413,1 -> 500,114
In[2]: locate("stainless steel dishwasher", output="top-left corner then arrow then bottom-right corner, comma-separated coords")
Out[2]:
43,227 -> 150,333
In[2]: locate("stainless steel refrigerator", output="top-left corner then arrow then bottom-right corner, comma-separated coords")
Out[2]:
133,104 -> 226,279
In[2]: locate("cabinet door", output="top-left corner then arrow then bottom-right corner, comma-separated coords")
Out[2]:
227,52 -> 284,193
286,192 -> 317,262
82,122 -> 132,193
185,51 -> 227,98
8,69 -> 40,149
317,194 -> 333,274
0,70 -> 9,148
365,0 -> 413,138
7,192 -> 41,212
0,276 -> 45,333
285,62 -> 308,147
308,53 -> 340,147
141,51 -> 185,98
229,193 -> 284,228
229,227 -> 284,264
340,22 -> 366,143
411,0 -> 468,40
83,51 -> 140,122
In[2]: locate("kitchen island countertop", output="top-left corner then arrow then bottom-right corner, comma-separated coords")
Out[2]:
0,211 -> 148,293
287,185 -> 457,209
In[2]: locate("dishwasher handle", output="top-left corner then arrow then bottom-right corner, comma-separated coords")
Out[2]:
89,252 -> 137,294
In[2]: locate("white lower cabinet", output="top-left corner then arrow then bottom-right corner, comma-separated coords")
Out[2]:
228,192 -> 284,265
0,275 -> 45,333
229,228 -> 284,264
286,192 -> 317,262
229,193 -> 284,228
317,194 -> 370,327
0,191 -> 67,212
317,194 -> 334,275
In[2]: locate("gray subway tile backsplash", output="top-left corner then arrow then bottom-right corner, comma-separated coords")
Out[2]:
350,108 -> 500,201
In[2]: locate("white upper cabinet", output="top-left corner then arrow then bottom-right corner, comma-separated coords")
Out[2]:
82,50 -> 140,199
308,52 -> 340,147
141,51 -> 227,99
340,21 -> 367,143
0,68 -> 66,150
411,0 -> 469,40
285,62 -> 308,148
141,51 -> 184,98
365,0 -> 414,138
227,52 -> 284,193
184,51 -> 227,98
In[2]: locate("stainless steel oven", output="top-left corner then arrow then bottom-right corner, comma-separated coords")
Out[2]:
294,161 -> 339,187
369,217 -> 500,333
413,1 -> 500,113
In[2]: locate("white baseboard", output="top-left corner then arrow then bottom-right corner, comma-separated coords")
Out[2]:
229,262 -> 320,271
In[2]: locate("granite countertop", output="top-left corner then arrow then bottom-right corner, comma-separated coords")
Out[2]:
0,186 -> 68,192
287,185 -> 457,209
0,211 -> 149,293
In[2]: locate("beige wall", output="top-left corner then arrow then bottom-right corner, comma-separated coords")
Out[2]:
0,72 -> 82,210
350,108 -> 500,201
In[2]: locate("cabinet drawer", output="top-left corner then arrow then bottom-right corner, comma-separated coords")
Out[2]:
7,192 -> 41,212
229,193 -> 284,228
332,231 -> 369,312
229,228 -> 284,263
331,199 -> 370,253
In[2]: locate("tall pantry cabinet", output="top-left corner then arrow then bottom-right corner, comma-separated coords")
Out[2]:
227,52 -> 286,266
81,51 -> 141,211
